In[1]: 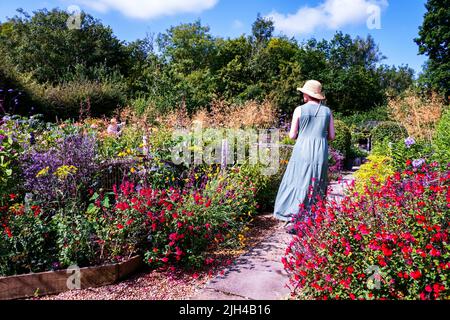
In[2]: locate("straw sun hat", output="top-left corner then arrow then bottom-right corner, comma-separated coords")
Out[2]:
297,80 -> 325,100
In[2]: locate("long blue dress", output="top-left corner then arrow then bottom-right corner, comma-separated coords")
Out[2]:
274,102 -> 331,222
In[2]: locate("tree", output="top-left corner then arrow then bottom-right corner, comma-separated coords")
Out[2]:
251,13 -> 274,47
300,33 -> 388,115
157,20 -> 216,75
415,0 -> 450,98
0,8 -> 128,84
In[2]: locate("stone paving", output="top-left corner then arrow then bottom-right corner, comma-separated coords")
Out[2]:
190,170 -> 356,300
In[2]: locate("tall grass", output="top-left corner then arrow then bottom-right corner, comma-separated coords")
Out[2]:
388,91 -> 445,142
156,99 -> 278,129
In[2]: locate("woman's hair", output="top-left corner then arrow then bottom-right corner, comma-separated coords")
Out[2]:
304,93 -> 321,103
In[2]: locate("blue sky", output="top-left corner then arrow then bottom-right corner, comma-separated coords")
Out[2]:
0,0 -> 428,74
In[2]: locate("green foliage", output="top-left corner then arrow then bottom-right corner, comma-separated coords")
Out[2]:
415,0 -> 450,99
330,120 -> 352,158
336,105 -> 389,128
371,121 -> 408,147
0,8 -> 128,84
0,203 -> 54,276
0,116 -> 30,203
372,138 -> 434,171
28,79 -> 127,119
354,154 -> 395,194
52,206 -> 95,267
432,107 -> 450,165
1,9 -> 415,118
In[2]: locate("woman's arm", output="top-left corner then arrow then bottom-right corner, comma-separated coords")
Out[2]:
289,108 -> 301,140
328,112 -> 336,141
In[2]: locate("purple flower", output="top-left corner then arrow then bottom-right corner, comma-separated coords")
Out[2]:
412,158 -> 425,168
21,133 -> 97,206
405,137 -> 415,148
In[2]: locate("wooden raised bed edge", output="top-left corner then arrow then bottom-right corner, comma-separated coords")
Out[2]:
0,255 -> 144,300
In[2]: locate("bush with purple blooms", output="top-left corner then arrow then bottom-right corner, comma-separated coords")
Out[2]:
329,147 -> 345,180
20,133 -> 98,211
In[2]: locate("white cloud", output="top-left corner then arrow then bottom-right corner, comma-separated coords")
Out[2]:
232,19 -> 244,29
266,0 -> 388,36
71,0 -> 219,20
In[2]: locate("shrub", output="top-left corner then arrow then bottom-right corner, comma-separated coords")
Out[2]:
371,121 -> 408,147
52,204 -> 96,268
20,133 -> 98,210
330,120 -> 352,160
0,201 -> 54,276
329,148 -> 345,181
283,162 -> 450,300
25,79 -> 126,120
0,116 -> 28,203
353,154 -> 395,194
433,108 -> 450,166
371,134 -> 435,171
336,105 -> 390,128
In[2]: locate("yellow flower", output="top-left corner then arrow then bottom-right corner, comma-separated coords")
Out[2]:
130,167 -> 136,174
54,165 -> 78,180
118,151 -> 127,157
36,166 -> 50,178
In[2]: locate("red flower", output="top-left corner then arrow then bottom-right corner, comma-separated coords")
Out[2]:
161,257 -> 169,263
117,223 -> 124,230
4,226 -> 12,238
126,218 -> 134,226
410,270 -> 422,280
430,248 -> 441,257
346,266 -> 354,274
417,201 -> 426,208
116,202 -> 130,211
205,199 -> 212,208
9,194 -> 17,201
358,224 -> 370,235
381,245 -> 393,257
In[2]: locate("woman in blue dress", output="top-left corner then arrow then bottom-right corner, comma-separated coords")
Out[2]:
274,80 -> 336,226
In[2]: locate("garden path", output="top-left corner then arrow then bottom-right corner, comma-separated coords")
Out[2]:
190,170 -> 356,300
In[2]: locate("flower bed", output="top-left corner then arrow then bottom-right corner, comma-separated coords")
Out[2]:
0,114 -> 261,278
283,162 -> 450,300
